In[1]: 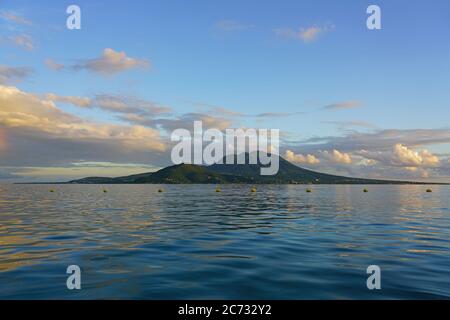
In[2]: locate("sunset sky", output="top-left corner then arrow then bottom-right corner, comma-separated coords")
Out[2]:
1,0 -> 450,182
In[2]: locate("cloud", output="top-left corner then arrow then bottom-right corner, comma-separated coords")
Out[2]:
44,93 -> 172,117
94,94 -> 171,115
44,59 -> 64,71
403,166 -> 429,179
7,162 -> 160,181
360,158 -> 377,166
364,143 -> 441,168
393,144 -> 440,167
0,86 -> 244,177
0,65 -> 32,84
297,129 -> 450,153
299,26 -> 323,42
285,150 -> 320,165
2,83 -> 449,182
357,144 -> 443,181
12,34 -> 34,51
0,85 -> 166,157
72,48 -> 150,75
184,100 -> 302,120
282,127 -> 450,181
215,20 -> 254,31
44,93 -> 92,108
144,113 -> 233,133
323,101 -> 363,111
321,149 -> 353,164
45,93 -> 232,138
0,128 -> 7,152
0,11 -> 32,26
274,24 -> 334,43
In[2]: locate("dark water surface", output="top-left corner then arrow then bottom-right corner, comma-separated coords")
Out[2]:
0,184 -> 449,299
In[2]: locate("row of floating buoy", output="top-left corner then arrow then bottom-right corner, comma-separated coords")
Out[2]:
47,187 -> 435,193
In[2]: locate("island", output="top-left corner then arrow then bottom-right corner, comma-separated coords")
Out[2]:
68,153 -> 440,185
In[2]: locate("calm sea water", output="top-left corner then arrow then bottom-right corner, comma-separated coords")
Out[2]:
0,184 -> 449,299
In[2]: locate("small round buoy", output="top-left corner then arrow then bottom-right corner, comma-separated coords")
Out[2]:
426,189 -> 432,193
250,187 -> 257,193
215,187 -> 221,193
49,189 -> 55,193
103,189 -> 108,193
363,188 -> 368,193
306,188 -> 312,193
158,189 -> 164,193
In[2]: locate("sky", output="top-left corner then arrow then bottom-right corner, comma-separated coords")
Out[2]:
0,0 -> 450,182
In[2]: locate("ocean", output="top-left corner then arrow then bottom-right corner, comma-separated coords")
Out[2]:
0,184 -> 449,299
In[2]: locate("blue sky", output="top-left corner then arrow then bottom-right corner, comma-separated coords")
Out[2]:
1,0 -> 450,181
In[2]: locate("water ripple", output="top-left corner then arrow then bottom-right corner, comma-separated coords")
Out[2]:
0,184 -> 449,299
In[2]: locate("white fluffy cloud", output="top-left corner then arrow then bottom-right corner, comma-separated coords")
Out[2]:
392,143 -> 440,167
358,144 -> 440,168
322,149 -> 353,164
354,144 -> 442,180
285,150 -> 320,164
